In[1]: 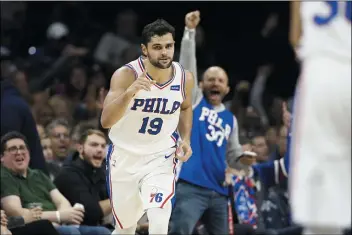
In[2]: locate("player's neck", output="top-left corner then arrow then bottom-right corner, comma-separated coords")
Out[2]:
144,60 -> 173,83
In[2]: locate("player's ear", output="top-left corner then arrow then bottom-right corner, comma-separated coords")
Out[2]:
141,44 -> 147,57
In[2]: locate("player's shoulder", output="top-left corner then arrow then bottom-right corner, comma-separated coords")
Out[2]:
109,65 -> 136,90
111,66 -> 136,81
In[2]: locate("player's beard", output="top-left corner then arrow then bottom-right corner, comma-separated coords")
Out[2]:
147,54 -> 173,69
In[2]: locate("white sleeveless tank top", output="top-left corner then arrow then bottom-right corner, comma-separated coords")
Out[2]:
300,1 -> 351,61
108,56 -> 186,155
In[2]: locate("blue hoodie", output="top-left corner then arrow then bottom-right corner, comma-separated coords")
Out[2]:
1,80 -> 48,175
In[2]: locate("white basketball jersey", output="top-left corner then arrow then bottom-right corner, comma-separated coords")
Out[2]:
109,56 -> 186,155
300,1 -> 351,61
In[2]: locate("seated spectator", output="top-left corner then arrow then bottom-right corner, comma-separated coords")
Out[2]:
46,119 -> 72,167
48,95 -> 73,125
251,133 -> 269,163
36,124 -> 45,139
227,134 -> 290,232
33,104 -> 55,128
32,89 -> 51,110
265,127 -> 278,153
40,135 -> 60,181
0,131 -> 111,235
226,138 -> 262,229
54,129 -> 112,227
69,122 -> 96,153
94,9 -> 138,69
41,135 -> 54,162
266,125 -> 288,162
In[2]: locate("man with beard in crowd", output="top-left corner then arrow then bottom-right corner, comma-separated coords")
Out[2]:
54,129 -> 111,229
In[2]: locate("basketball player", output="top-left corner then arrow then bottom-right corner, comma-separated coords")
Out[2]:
100,19 -> 194,234
289,2 -> 351,235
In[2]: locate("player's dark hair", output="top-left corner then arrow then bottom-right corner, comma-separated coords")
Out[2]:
1,131 -> 29,155
141,19 -> 175,45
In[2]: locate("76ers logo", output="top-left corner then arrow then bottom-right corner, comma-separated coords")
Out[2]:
150,193 -> 164,203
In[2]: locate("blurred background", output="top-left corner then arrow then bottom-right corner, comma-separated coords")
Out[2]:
1,1 -> 299,97
1,1 -> 300,133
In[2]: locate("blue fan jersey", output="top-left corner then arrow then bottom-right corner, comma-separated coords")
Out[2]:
179,97 -> 235,196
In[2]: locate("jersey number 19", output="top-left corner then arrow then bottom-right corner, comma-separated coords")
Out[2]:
138,117 -> 163,135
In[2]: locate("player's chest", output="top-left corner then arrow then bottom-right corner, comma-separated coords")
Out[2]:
129,90 -> 182,115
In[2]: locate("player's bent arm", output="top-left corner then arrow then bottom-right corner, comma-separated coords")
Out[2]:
178,71 -> 194,143
100,67 -> 136,129
290,1 -> 301,49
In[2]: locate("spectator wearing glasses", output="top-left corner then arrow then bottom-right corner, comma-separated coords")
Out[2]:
46,119 -> 71,168
0,131 -> 111,235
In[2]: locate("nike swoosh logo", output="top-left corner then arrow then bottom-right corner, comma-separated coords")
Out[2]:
165,153 -> 174,159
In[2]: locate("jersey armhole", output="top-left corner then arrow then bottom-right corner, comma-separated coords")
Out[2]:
177,62 -> 187,102
123,64 -> 138,80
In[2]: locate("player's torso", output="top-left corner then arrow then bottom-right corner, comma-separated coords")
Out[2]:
109,57 -> 186,155
300,1 -> 351,61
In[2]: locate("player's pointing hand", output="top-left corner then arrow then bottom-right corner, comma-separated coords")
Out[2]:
126,70 -> 156,96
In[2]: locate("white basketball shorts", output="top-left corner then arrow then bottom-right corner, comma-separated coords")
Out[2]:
106,145 -> 177,229
289,55 -> 351,228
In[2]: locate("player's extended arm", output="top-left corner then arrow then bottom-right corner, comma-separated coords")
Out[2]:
179,11 -> 203,106
178,71 -> 194,143
100,68 -> 142,129
290,1 -> 302,50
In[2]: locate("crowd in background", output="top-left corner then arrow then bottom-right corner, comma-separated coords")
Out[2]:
1,2 -> 301,235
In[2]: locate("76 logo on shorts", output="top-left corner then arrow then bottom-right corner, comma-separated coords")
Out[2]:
150,193 -> 163,203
